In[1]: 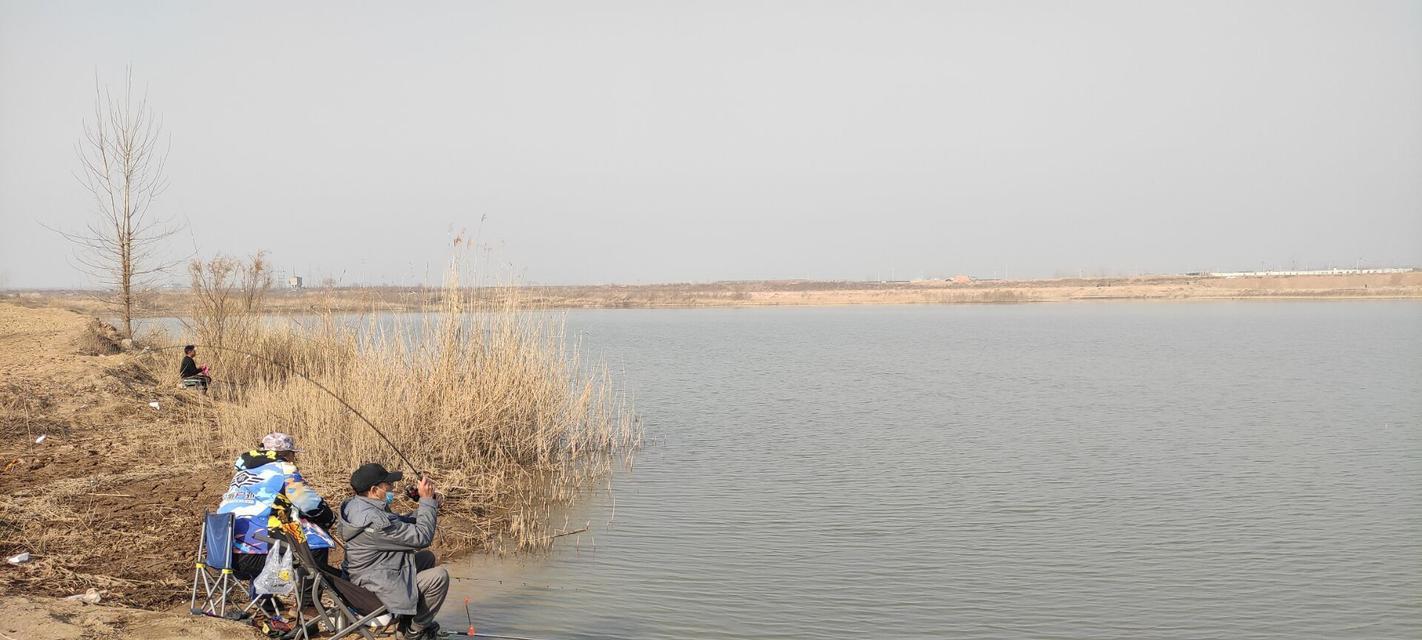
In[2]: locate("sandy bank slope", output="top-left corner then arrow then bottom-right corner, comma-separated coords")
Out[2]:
0,303 -> 249,635
0,595 -> 247,640
0,303 -> 227,607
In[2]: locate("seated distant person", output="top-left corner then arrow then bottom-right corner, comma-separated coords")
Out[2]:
180,345 -> 211,390
216,432 -> 337,581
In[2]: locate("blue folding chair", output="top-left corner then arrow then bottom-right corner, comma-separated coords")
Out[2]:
189,511 -> 247,618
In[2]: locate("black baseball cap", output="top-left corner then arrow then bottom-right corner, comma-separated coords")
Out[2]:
350,463 -> 404,493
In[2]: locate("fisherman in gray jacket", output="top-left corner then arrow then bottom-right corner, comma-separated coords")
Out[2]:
335,463 -> 449,640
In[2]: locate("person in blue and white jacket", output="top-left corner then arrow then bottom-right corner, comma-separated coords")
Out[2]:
216,432 -> 336,579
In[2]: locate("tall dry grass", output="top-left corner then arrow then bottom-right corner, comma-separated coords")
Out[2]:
166,267 -> 640,552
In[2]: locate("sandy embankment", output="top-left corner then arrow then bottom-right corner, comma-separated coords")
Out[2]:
0,303 -> 251,638
734,271 -> 1422,306
11,271 -> 1419,315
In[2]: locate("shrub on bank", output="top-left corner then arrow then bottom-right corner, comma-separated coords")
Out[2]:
165,269 -> 639,552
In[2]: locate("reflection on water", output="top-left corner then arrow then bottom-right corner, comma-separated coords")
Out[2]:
445,302 -> 1422,639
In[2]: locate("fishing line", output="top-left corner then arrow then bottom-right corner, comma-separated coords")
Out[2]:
439,621 -> 635,640
152,343 -> 420,475
444,633 -> 566,640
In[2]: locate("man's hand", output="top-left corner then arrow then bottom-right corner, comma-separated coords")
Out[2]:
417,476 -> 435,499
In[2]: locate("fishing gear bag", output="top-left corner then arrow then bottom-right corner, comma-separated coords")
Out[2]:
253,540 -> 296,595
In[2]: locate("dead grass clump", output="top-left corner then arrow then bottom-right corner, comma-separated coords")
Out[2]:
74,318 -> 124,355
977,288 -> 1027,303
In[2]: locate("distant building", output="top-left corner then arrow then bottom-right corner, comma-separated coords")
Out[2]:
288,275 -> 304,289
950,275 -> 972,284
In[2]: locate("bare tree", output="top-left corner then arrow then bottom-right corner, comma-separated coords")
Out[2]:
188,252 -> 272,352
186,252 -> 273,399
54,67 -> 179,338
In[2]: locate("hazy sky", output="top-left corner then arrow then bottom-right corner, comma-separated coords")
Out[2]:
2,1 -> 1419,288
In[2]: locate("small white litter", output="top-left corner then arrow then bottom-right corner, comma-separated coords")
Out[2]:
64,588 -> 103,604
34,435 -> 46,444
6,552 -> 29,565
148,401 -> 161,410
367,613 -> 394,628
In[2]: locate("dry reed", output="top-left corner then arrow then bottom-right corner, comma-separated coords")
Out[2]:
166,270 -> 640,552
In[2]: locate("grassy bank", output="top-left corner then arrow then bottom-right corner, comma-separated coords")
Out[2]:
0,287 -> 638,618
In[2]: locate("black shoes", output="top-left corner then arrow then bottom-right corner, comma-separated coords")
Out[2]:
398,621 -> 442,639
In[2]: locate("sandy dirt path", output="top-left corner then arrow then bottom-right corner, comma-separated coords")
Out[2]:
0,595 -> 245,639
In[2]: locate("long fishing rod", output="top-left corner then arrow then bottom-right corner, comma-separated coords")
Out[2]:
152,343 -> 420,476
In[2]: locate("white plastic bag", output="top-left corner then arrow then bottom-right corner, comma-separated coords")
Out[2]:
253,540 -> 296,595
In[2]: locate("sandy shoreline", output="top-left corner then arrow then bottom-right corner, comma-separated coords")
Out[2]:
6,272 -> 1420,317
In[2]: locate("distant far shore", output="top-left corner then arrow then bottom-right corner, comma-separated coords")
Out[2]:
6,271 -> 1421,317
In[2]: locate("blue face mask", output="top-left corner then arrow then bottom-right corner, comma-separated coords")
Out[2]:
383,491 -> 395,507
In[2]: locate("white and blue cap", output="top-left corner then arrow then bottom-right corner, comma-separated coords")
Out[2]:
260,432 -> 301,452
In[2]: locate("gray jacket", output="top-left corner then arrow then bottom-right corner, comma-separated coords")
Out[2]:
334,495 -> 438,614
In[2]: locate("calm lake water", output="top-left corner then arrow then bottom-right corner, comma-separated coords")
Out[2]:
442,302 -> 1421,640
153,302 -> 1422,638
